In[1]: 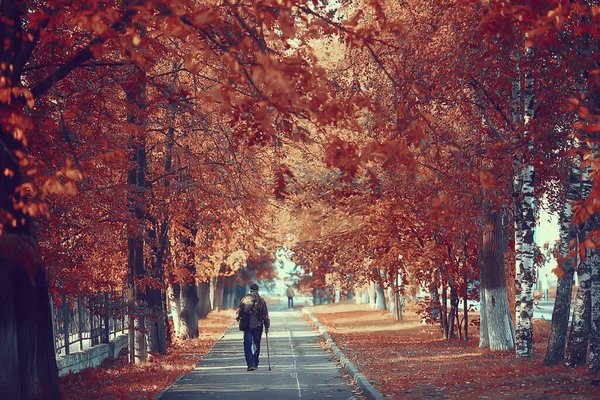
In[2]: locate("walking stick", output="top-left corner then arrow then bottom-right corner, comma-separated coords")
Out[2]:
266,330 -> 271,370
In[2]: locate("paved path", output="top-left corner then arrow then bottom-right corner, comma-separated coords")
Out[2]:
159,304 -> 363,400
458,299 -> 567,321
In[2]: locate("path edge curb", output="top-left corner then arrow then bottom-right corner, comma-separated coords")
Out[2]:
302,308 -> 385,400
153,320 -> 235,400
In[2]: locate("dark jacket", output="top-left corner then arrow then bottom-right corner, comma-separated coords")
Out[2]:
237,293 -> 270,330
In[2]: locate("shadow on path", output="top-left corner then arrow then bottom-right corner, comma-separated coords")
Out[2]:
158,307 -> 363,400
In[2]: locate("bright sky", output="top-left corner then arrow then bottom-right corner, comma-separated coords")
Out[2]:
536,202 -> 560,285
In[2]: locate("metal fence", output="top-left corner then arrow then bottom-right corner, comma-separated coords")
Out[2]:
51,292 -> 128,356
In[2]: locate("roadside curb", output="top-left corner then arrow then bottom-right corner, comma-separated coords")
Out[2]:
153,320 -> 235,400
302,308 -> 385,400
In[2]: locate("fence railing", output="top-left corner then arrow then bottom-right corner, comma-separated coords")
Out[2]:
51,292 -> 128,357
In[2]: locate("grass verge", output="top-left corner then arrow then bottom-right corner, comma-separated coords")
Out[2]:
307,301 -> 600,399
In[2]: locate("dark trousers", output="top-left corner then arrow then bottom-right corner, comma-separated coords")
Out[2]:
243,328 -> 263,368
288,296 -> 293,309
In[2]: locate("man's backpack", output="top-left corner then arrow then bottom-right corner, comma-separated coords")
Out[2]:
238,298 -> 256,331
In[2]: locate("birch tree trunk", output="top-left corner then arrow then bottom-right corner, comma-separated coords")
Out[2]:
368,281 -> 377,309
565,247 -> 593,368
565,160 -> 595,367
590,244 -> 600,372
387,286 -> 395,315
441,279 -> 449,338
515,45 -> 536,357
355,283 -> 363,304
362,284 -> 370,304
375,282 -> 387,310
480,202 -> 515,351
168,284 -> 182,339
544,165 -> 581,365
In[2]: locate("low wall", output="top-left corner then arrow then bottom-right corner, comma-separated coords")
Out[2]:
57,334 -> 128,376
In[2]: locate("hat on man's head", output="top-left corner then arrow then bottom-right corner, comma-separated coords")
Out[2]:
250,283 -> 259,293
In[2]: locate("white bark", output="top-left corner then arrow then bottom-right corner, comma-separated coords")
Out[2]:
386,286 -> 394,312
484,287 -> 516,351
565,248 -> 593,368
515,45 -> 536,358
515,164 -> 536,358
397,292 -> 404,320
135,314 -> 146,364
479,287 -> 489,349
375,283 -> 386,310
354,283 -> 363,304
590,247 -> 600,372
167,285 -> 181,338
564,161 -> 594,367
362,284 -> 370,304
368,281 -> 376,309
479,204 -> 515,351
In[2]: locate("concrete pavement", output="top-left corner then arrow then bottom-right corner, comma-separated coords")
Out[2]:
457,299 -> 568,321
157,303 -> 364,400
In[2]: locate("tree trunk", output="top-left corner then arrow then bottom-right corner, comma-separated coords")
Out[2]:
127,288 -> 135,363
441,279 -> 449,338
565,248 -> 593,368
590,246 -> 600,372
223,276 -> 236,309
354,284 -> 363,304
514,43 -> 536,358
514,163 -> 536,357
479,202 -> 515,351
125,66 -> 147,364
0,116 -> 61,398
0,254 -> 62,400
178,278 -> 199,339
362,284 -> 370,304
145,221 -> 168,355
0,5 -> 62,397
375,283 -> 386,310
368,281 -> 376,309
430,282 -> 440,322
168,284 -> 182,339
463,272 -> 469,342
479,279 -> 489,349
544,164 -> 583,364
448,282 -> 458,340
386,286 -> 395,315
146,99 -> 175,355
197,280 -> 211,319
145,287 -> 167,355
234,284 -> 246,308
214,274 -> 225,311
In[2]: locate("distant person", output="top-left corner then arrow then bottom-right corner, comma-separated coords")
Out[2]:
236,283 -> 270,371
286,285 -> 295,309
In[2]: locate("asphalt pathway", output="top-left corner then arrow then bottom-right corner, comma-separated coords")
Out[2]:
159,303 -> 363,400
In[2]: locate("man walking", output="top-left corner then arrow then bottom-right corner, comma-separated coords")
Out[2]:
236,283 -> 270,371
286,285 -> 295,309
